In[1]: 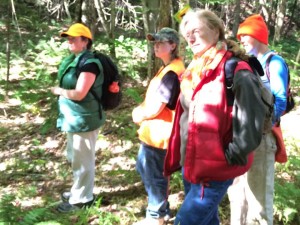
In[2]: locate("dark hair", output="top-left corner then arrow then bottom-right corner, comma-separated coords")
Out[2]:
80,36 -> 93,50
168,41 -> 180,60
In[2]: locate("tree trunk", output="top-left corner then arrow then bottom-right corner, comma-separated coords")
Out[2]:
81,0 -> 97,36
273,0 -> 286,43
283,0 -> 297,38
151,0 -> 172,75
260,0 -> 270,22
76,0 -> 84,22
178,0 -> 189,61
95,0 -> 109,33
94,0 -> 116,58
108,0 -> 116,58
142,0 -> 160,80
189,0 -> 197,8
6,1 -> 11,97
254,0 -> 261,13
157,0 -> 172,29
294,47 -> 300,71
231,0 -> 241,37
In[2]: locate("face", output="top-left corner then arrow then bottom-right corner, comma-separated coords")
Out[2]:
239,35 -> 260,56
182,18 -> 219,55
153,41 -> 175,59
67,36 -> 88,54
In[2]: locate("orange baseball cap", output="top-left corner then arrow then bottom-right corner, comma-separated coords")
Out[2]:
60,23 -> 92,40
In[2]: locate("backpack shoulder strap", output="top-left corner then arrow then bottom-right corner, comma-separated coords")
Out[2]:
266,52 -> 290,85
225,57 -> 253,86
265,53 -> 275,81
225,57 -> 239,106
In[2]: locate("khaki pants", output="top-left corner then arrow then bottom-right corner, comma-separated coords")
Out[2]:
228,132 -> 277,225
66,128 -> 99,204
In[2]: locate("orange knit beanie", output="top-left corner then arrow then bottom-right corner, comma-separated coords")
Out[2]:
237,14 -> 269,45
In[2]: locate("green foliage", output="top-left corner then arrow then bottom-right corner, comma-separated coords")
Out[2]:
274,154 -> 300,224
274,182 -> 299,223
73,198 -> 120,225
19,208 -> 52,225
269,37 -> 300,92
114,35 -> 148,79
125,88 -> 144,103
0,193 -> 120,225
169,171 -> 184,192
0,194 -> 22,223
1,5 -> 300,224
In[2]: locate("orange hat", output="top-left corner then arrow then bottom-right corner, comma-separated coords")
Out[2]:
60,23 -> 92,40
237,14 -> 268,45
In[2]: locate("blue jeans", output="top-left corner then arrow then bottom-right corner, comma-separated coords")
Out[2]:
136,143 -> 170,219
175,170 -> 233,225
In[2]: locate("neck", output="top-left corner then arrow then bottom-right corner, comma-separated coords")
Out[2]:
256,45 -> 270,58
161,56 -> 173,66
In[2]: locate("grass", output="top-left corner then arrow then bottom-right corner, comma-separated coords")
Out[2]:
0,18 -> 300,224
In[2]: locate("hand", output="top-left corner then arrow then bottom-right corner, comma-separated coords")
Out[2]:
51,87 -> 61,96
132,106 -> 144,124
224,148 -> 247,166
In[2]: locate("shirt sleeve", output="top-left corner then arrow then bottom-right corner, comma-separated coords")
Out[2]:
268,55 -> 288,121
79,62 -> 100,76
157,71 -> 180,110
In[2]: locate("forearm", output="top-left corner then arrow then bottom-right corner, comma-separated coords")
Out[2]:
132,102 -> 166,124
51,72 -> 96,101
51,87 -> 83,101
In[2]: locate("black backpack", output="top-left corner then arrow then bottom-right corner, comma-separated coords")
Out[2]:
225,56 -> 274,132
77,51 -> 122,111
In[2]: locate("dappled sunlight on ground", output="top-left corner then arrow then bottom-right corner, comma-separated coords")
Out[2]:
0,88 -> 299,224
280,105 -> 300,155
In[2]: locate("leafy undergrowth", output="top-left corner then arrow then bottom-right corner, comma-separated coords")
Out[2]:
0,22 -> 299,224
1,74 -> 300,225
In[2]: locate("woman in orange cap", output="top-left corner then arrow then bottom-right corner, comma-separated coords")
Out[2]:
51,23 -> 105,212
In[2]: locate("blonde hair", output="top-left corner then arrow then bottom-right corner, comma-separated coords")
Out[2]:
180,9 -> 225,41
180,8 -> 248,60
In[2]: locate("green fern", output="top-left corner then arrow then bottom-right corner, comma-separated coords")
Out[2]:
19,208 -> 49,225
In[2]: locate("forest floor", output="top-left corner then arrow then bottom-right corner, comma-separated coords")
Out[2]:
0,78 -> 299,224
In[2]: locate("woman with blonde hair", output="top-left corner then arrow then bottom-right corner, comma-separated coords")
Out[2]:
164,9 -> 269,225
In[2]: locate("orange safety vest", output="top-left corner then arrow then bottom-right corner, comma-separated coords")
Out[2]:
138,58 -> 185,149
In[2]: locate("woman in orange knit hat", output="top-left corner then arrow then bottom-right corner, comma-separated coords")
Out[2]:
228,14 -> 289,225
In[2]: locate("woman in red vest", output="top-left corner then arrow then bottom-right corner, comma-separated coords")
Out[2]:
132,27 -> 185,225
164,9 -> 268,225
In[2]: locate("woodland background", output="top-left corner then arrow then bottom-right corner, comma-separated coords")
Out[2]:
0,0 -> 299,225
